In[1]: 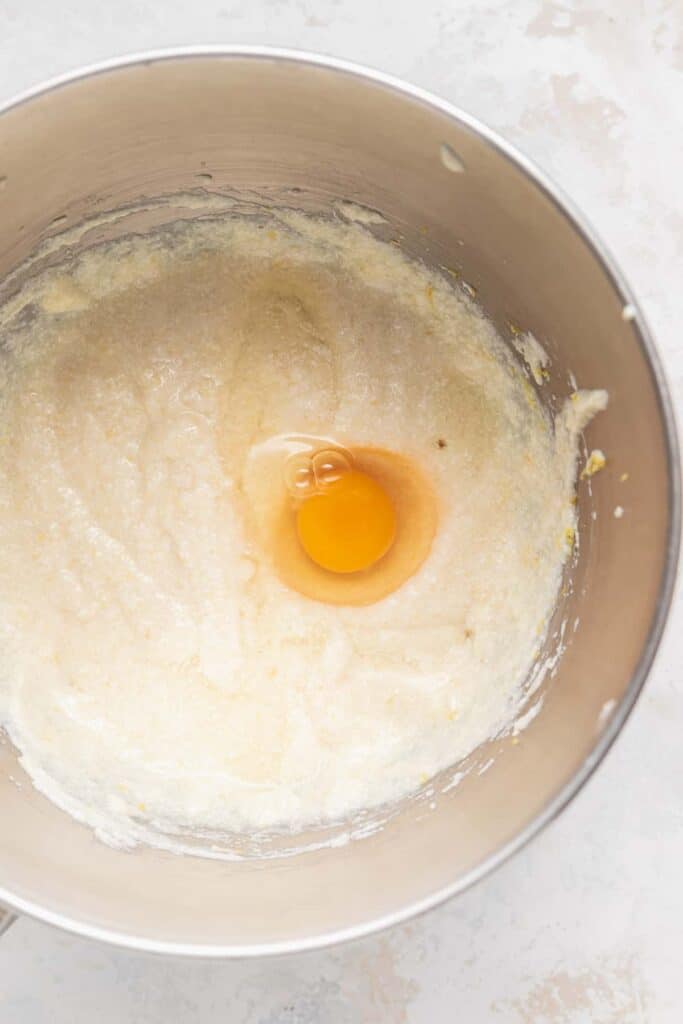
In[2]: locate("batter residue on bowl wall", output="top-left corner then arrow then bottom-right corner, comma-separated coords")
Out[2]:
0,211 -> 606,848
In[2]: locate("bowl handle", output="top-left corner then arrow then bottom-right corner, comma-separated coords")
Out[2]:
0,904 -> 16,936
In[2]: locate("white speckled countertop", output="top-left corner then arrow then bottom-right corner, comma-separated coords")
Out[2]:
0,1 -> 681,1021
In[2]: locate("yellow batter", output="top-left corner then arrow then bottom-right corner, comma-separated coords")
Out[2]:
0,212 -> 606,843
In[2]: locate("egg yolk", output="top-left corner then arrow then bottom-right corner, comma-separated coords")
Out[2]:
296,469 -> 396,573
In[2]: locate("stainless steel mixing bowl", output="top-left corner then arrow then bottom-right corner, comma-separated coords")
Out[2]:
0,48 -> 678,955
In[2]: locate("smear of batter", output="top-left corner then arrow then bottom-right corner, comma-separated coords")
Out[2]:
0,212 -> 606,846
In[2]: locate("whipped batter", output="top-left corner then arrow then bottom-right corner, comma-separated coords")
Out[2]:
0,212 -> 606,844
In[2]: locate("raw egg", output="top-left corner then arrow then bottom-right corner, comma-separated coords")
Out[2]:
248,437 -> 438,606
296,466 -> 397,574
